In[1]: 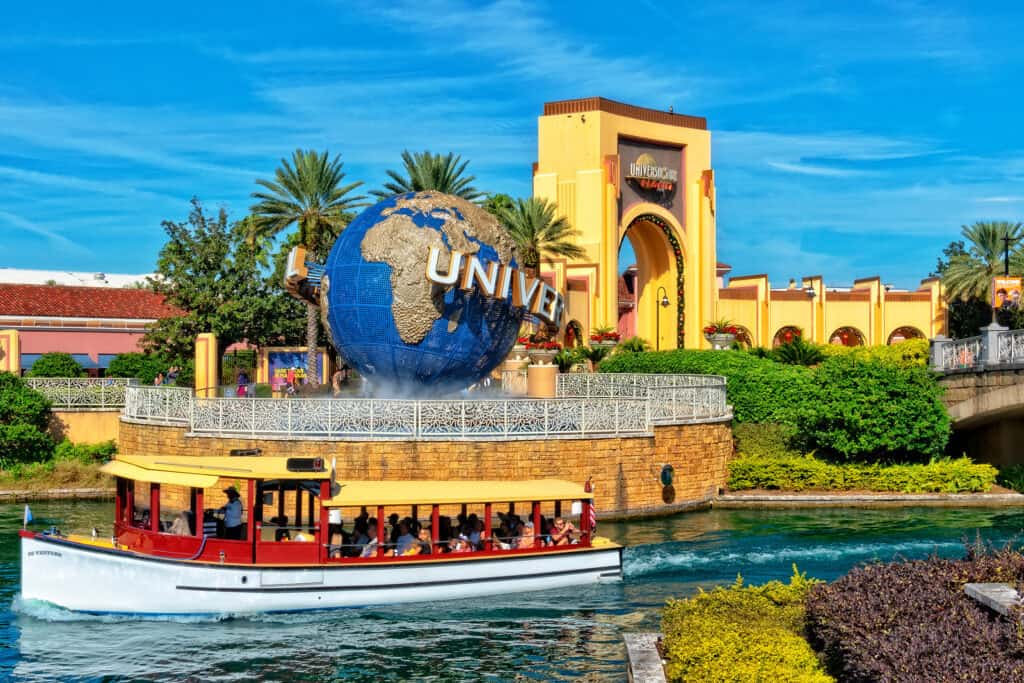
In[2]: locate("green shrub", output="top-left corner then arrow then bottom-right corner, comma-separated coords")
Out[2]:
0,423 -> 54,468
794,355 -> 950,461
25,352 -> 86,377
53,439 -> 117,464
770,339 -> 825,366
996,464 -> 1024,492
600,350 -> 813,424
662,567 -> 832,683
106,352 -> 166,384
0,372 -> 52,432
819,338 -> 930,368
728,453 -> 996,493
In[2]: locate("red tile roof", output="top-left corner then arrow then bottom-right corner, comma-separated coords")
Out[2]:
0,283 -> 182,319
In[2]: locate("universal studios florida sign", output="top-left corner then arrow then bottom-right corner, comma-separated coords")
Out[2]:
425,246 -> 565,327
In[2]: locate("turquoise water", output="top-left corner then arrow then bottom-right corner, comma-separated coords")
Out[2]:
3,502 -> 1023,681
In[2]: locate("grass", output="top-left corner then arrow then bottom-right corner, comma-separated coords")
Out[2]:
0,439 -> 115,491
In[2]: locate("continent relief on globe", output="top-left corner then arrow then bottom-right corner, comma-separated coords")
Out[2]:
360,192 -> 517,345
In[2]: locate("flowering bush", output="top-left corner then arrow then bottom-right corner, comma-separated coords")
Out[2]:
589,326 -> 620,343
516,336 -> 530,345
703,320 -> 739,336
525,340 -> 561,351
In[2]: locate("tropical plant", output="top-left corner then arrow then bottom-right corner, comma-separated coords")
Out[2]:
589,326 -> 620,344
371,150 -> 482,201
25,352 -> 86,378
769,339 -> 824,366
553,347 -> 579,373
251,149 -> 365,385
940,220 -> 1024,301
703,319 -> 739,335
615,336 -> 650,353
481,192 -> 514,217
498,197 -> 585,272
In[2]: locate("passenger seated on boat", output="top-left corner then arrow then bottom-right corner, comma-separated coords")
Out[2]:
394,521 -> 416,556
467,518 -> 483,549
293,529 -> 312,543
539,518 -> 554,547
438,516 -> 453,542
360,538 -> 378,558
346,519 -> 371,557
388,513 -> 401,544
417,526 -> 433,555
550,518 -> 576,546
135,508 -> 150,529
515,521 -> 535,549
270,516 -> 291,542
492,520 -> 513,550
168,510 -> 192,536
448,535 -> 472,553
218,486 -> 244,540
202,510 -> 219,537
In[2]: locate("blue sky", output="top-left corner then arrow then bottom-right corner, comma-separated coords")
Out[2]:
0,1 -> 1021,289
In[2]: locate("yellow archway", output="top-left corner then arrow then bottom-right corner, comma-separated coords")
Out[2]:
620,207 -> 686,350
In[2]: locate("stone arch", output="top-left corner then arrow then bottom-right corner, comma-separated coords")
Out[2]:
829,326 -> 866,346
772,326 -> 803,347
887,326 -> 925,344
619,208 -> 685,349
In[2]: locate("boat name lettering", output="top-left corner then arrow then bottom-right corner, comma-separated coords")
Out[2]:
27,550 -> 62,558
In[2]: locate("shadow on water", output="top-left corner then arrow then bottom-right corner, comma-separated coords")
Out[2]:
3,502 -> 1024,681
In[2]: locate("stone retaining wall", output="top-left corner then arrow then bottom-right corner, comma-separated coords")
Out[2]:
939,369 -> 1024,408
119,418 -> 733,517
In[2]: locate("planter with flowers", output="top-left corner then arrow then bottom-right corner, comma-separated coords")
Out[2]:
703,320 -> 739,350
526,340 -> 562,366
589,326 -> 621,351
511,336 -> 530,360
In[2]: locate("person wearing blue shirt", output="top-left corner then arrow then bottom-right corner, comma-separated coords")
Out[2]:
218,486 -> 244,539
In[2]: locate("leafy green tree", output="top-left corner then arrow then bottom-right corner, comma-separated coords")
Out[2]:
482,192 -> 514,217
26,352 -> 86,378
106,353 -> 167,385
0,372 -> 54,466
145,199 -> 304,371
251,150 -> 365,385
498,197 -> 585,272
940,221 -> 1024,301
371,150 -> 482,201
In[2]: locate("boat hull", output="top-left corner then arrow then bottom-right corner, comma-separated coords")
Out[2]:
20,534 -> 623,615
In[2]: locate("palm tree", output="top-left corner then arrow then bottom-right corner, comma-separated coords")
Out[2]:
251,149 -> 365,385
942,221 -> 1024,301
499,197 -> 585,272
370,150 -> 482,201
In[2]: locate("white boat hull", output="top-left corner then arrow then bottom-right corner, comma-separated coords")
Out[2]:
20,535 -> 623,615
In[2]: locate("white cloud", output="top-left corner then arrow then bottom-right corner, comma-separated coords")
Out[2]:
766,161 -> 873,178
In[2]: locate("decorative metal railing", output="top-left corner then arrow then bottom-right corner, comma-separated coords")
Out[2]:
25,377 -> 139,408
996,329 -> 1024,365
557,372 -> 725,397
124,373 -> 732,440
124,386 -> 192,424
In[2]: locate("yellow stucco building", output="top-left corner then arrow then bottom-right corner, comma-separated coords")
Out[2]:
533,97 -> 945,348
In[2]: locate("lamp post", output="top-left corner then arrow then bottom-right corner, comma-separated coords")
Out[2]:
656,285 -> 670,350
804,285 -> 817,342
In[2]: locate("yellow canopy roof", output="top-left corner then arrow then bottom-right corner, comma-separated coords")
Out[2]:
101,460 -> 219,489
106,454 -> 329,482
323,479 -> 591,508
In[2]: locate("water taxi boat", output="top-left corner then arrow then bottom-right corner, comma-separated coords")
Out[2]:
19,455 -> 622,615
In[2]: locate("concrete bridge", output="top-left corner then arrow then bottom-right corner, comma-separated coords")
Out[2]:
932,324 -> 1024,466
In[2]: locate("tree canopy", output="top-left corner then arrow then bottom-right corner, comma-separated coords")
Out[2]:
371,150 -> 483,201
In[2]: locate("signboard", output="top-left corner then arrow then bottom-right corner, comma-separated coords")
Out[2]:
992,276 -> 1022,309
267,350 -> 324,389
618,138 -> 683,223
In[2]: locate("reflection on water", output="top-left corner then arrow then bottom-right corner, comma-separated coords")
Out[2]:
4,502 -> 1024,681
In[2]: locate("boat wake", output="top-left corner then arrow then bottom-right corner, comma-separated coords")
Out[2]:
622,538 -> 966,579
11,595 -> 233,623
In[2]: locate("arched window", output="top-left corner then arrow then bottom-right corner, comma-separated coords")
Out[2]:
829,327 -> 865,346
772,326 -> 803,347
887,326 -> 925,345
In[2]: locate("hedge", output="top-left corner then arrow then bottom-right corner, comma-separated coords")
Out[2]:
662,567 -> 832,682
818,338 -> 930,368
600,350 -> 813,423
794,356 -> 950,461
25,351 -> 86,378
806,544 -> 1024,682
0,372 -> 54,467
729,424 -> 994,493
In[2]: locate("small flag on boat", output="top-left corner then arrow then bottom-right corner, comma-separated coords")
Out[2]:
587,500 -> 597,531
23,504 -> 33,527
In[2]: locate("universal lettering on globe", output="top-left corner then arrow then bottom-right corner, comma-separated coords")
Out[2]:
424,246 -> 564,327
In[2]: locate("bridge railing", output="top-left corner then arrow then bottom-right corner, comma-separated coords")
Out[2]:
932,325 -> 1024,372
